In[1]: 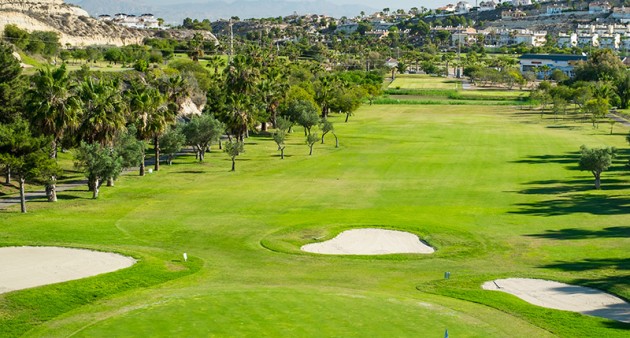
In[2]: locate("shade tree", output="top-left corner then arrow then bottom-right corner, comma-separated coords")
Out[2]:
306,133 -> 318,156
182,114 -> 225,162
578,145 -> 616,190
272,130 -> 287,159
0,118 -> 58,213
74,142 -> 123,199
224,139 -> 244,171
319,118 -> 338,147
159,126 -> 186,165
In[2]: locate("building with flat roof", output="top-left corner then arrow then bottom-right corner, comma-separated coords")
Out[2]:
519,54 -> 587,78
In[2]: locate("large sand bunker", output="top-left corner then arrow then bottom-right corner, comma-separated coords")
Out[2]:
482,278 -> 630,323
301,228 -> 435,255
0,246 -> 135,294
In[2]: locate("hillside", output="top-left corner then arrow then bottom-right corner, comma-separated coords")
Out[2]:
0,0 -> 153,46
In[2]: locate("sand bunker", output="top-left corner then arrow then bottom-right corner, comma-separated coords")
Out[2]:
482,278 -> 630,323
0,246 -> 135,294
301,228 -> 434,255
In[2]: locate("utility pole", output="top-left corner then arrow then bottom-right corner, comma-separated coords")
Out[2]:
228,19 -> 234,64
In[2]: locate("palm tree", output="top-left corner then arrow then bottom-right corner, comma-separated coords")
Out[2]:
27,65 -> 80,156
27,64 -> 80,201
77,76 -> 127,146
188,32 -> 205,62
128,81 -> 171,174
206,55 -> 226,74
258,65 -> 288,130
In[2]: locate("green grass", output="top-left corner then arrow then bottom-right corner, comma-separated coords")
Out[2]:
1,105 -> 630,337
389,74 -> 462,89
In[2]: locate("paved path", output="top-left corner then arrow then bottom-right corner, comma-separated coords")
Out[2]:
0,150 -> 194,210
0,181 -> 86,210
607,112 -> 630,127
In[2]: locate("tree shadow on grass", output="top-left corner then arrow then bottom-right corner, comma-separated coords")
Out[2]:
510,194 -> 630,216
511,152 -> 580,165
539,258 -> 630,327
526,226 -> 630,240
516,178 -> 629,195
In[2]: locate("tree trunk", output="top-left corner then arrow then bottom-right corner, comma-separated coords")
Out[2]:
231,158 -> 235,171
219,139 -> 223,150
333,132 -> 338,148
139,152 -> 146,176
309,145 -> 313,156
5,165 -> 10,184
154,135 -> 160,172
261,121 -> 267,132
168,155 -> 173,165
321,131 -> 328,144
345,113 -> 350,122
46,181 -> 57,202
280,147 -> 284,159
19,177 -> 26,213
93,178 -> 100,199
594,172 -> 601,190
107,177 -> 115,187
51,138 -> 58,159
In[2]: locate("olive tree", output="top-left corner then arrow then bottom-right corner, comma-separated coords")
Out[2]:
273,130 -> 287,159
578,145 -> 616,190
225,140 -> 244,171
306,133 -> 318,156
182,114 -> 225,162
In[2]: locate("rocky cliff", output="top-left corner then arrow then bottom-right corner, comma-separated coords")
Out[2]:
0,0 -> 152,46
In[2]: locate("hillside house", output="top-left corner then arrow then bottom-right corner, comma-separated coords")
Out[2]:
599,34 -> 621,49
502,9 -> 527,20
519,54 -> 587,78
612,7 -> 630,23
546,4 -> 565,15
512,0 -> 532,6
577,34 -> 599,47
589,1 -> 611,14
455,1 -> 473,14
437,4 -> 457,13
452,27 -> 478,45
479,1 -> 497,12
98,13 -> 160,29
557,33 -> 577,48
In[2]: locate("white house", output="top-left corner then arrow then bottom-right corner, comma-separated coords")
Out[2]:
514,30 -> 547,46
577,34 -> 599,47
546,5 -> 565,15
599,34 -> 620,49
557,33 -> 577,48
589,1 -> 611,14
512,0 -> 532,6
455,1 -> 473,14
437,4 -> 457,13
479,1 -> 497,12
451,27 -> 478,45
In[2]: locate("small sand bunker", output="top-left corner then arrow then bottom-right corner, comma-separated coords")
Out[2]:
482,278 -> 630,323
301,228 -> 434,255
0,246 -> 135,294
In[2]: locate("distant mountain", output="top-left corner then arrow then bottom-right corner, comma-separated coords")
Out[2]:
67,0 -> 376,24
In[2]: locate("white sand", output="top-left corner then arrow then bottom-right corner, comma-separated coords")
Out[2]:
0,246 -> 135,294
482,278 -> 630,323
301,228 -> 434,255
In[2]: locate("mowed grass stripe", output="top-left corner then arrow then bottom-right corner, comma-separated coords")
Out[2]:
1,105 -> 628,337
